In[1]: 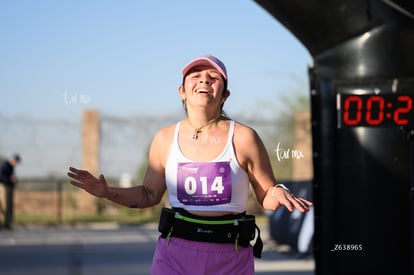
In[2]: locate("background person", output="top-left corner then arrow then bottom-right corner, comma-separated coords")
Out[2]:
0,154 -> 21,230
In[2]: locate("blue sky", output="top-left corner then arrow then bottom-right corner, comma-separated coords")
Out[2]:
0,0 -> 313,178
0,0 -> 312,120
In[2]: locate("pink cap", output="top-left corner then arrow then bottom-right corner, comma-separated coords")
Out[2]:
182,54 -> 227,80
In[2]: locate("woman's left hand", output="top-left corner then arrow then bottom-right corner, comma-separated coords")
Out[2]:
271,185 -> 313,212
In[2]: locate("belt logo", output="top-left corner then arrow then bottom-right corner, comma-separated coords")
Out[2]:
196,227 -> 214,234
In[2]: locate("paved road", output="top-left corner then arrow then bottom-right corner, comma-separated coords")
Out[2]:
0,223 -> 314,275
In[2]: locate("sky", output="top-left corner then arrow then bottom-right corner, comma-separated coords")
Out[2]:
0,0 -> 313,178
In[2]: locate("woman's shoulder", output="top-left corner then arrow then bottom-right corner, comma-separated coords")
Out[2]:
152,121 -> 179,144
232,119 -> 263,148
233,120 -> 258,138
149,122 -> 181,164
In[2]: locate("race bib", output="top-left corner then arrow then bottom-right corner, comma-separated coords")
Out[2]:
177,161 -> 232,205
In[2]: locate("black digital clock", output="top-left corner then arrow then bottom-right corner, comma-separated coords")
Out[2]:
337,93 -> 414,128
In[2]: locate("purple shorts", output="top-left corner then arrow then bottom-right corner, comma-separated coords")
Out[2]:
150,236 -> 254,275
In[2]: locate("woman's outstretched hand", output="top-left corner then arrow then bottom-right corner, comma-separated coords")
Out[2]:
270,184 -> 313,212
67,167 -> 109,198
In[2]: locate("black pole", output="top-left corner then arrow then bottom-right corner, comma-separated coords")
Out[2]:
254,1 -> 414,274
407,128 -> 414,275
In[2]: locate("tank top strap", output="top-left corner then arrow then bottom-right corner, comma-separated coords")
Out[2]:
226,120 -> 235,145
173,121 -> 181,144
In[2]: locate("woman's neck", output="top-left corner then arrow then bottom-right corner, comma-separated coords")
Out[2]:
186,110 -> 223,140
186,109 -> 222,127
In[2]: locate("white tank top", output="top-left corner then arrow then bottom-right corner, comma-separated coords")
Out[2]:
165,120 -> 250,213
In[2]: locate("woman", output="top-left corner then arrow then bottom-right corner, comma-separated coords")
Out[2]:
67,54 -> 312,274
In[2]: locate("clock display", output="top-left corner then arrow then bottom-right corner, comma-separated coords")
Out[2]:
337,93 -> 414,127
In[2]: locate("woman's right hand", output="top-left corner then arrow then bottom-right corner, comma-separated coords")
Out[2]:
67,167 -> 109,198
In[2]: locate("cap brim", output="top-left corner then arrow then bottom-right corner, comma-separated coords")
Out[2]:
182,56 -> 227,80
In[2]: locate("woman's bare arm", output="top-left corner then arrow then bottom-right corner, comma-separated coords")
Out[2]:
67,127 -> 170,208
234,123 -> 312,212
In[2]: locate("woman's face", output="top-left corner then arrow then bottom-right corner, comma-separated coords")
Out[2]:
180,65 -> 227,110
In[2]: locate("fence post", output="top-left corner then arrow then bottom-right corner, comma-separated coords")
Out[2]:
57,180 -> 63,225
